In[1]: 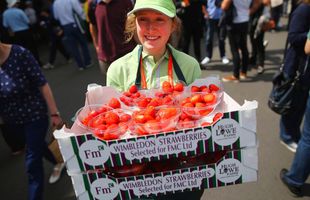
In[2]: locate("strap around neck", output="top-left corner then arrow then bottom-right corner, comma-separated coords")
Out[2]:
135,45 -> 187,89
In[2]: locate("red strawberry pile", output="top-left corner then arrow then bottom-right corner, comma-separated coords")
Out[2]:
179,84 -> 222,119
76,80 -> 224,140
132,106 -> 181,135
119,82 -> 184,108
88,109 -> 132,140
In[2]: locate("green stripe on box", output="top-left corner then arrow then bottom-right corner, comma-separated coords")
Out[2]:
70,137 -> 85,171
211,165 -> 217,188
231,111 -> 239,122
115,194 -> 122,200
201,166 -> 208,188
115,155 -> 122,166
124,191 -> 130,200
208,133 -> 213,152
237,149 -> 241,161
198,140 -> 204,154
227,151 -> 232,159
223,112 -> 230,119
125,157 -> 132,165
106,157 -> 112,167
82,174 -> 94,199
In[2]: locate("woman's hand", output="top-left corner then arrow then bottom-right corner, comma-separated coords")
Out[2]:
51,115 -> 64,129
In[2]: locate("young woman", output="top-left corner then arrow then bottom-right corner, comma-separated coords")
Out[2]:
107,0 -> 201,92
107,0 -> 203,199
0,41 -> 65,200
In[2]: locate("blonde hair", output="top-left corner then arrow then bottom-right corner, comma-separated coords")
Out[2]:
124,14 -> 182,47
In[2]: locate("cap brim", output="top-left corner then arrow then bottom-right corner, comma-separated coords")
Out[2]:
128,5 -> 175,18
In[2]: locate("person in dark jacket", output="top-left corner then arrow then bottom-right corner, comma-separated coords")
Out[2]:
178,0 -> 206,62
280,28 -> 310,198
278,1 -> 310,153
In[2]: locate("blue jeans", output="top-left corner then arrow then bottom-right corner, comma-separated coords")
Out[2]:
284,93 -> 310,186
62,23 -> 91,69
280,89 -> 309,144
7,117 -> 56,200
204,18 -> 226,59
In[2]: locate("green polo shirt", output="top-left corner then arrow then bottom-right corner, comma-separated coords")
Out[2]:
107,44 -> 202,92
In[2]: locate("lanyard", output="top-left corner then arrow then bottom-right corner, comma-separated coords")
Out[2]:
139,51 -> 174,89
135,46 -> 187,90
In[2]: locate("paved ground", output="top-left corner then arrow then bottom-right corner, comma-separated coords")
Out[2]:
0,18 -> 309,200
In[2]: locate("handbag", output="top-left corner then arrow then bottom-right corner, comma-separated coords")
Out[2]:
268,56 -> 309,115
48,122 -> 66,163
48,138 -> 63,163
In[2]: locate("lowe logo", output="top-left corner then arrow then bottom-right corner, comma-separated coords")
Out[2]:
91,178 -> 120,200
216,158 -> 242,183
212,119 -> 239,146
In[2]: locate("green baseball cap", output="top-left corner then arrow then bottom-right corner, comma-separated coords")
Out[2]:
128,0 -> 176,18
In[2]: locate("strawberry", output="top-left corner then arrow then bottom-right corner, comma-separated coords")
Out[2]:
203,93 -> 216,104
105,112 -> 120,125
201,122 -> 212,127
213,112 -> 223,123
89,115 -> 105,128
199,85 -> 208,91
144,120 -> 162,133
162,81 -> 174,93
137,98 -> 149,108
209,84 -> 220,92
199,108 -> 213,116
120,113 -> 131,122
190,94 -> 203,104
157,107 -> 178,119
108,98 -> 121,109
191,85 -> 200,92
174,83 -> 184,92
129,85 -> 138,94
133,113 -> 147,123
104,124 -> 120,140
123,91 -> 132,97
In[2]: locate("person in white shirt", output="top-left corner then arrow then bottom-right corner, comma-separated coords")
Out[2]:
221,0 -> 260,82
53,0 -> 92,70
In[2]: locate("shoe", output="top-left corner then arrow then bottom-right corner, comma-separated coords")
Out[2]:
280,169 -> 303,197
200,57 -> 210,66
240,72 -> 247,80
49,163 -> 65,184
42,63 -> 54,69
263,40 -> 269,48
78,67 -> 84,71
280,140 -> 298,153
221,56 -> 229,64
222,75 -> 239,83
85,63 -> 93,68
11,148 -> 25,156
257,66 -> 264,74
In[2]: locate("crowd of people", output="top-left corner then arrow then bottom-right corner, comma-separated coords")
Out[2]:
0,0 -> 309,200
